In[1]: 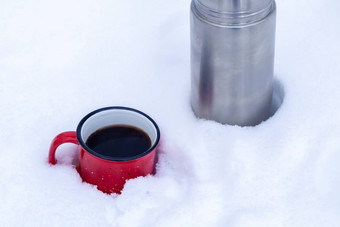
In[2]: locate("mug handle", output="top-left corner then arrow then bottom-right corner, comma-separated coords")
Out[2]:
48,131 -> 79,165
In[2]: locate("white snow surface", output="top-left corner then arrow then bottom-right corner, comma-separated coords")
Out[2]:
1,0 -> 340,226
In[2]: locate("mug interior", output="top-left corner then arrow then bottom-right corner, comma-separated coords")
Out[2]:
77,107 -> 160,161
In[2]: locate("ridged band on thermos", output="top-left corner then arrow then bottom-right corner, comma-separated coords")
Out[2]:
191,0 -> 275,26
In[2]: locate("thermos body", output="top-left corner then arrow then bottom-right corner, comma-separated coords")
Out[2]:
190,0 -> 276,126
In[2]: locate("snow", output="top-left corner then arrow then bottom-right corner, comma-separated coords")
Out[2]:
1,0 -> 340,226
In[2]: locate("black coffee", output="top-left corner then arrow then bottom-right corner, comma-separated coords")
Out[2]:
86,125 -> 152,158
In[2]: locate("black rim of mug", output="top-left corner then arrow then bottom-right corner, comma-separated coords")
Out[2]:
76,106 -> 160,162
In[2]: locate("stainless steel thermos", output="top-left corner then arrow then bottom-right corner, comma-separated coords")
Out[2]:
190,0 -> 276,126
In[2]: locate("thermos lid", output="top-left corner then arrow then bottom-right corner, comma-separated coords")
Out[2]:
193,0 -> 275,25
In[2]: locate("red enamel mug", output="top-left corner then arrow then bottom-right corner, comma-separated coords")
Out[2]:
48,106 -> 160,194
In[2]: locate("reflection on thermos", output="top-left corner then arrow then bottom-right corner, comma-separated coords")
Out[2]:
190,0 -> 276,126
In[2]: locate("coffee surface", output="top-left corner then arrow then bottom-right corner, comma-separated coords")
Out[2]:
86,125 -> 151,158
